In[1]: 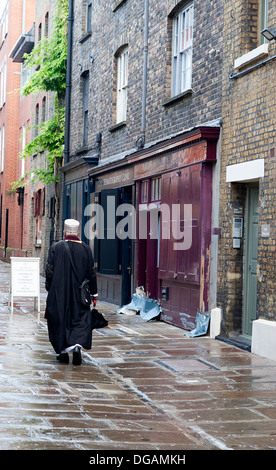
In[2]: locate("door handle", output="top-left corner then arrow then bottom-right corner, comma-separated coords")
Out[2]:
248,264 -> 252,270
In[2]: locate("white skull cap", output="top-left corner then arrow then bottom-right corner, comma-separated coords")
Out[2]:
64,219 -> 80,235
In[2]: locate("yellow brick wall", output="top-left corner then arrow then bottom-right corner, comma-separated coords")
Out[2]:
217,0 -> 276,335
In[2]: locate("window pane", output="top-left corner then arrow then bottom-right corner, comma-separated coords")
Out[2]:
70,183 -> 77,220
173,16 -> 179,56
172,3 -> 193,96
76,181 -> 83,236
151,178 -> 161,201
83,74 -> 89,145
123,50 -> 128,87
117,48 -> 128,123
141,181 -> 148,203
87,2 -> 92,32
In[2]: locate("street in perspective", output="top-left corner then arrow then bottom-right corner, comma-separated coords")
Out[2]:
0,0 -> 276,460
1,259 -> 276,454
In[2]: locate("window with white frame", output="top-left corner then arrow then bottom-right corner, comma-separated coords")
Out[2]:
21,125 -> 26,178
21,62 -> 31,92
4,8 -> 8,39
116,47 -> 128,123
1,6 -> 8,44
172,3 -> 193,97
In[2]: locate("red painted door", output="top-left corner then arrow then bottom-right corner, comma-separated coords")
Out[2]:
159,163 -> 212,329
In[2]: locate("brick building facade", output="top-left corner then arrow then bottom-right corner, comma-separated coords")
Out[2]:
64,0 -> 224,329
27,0 -> 60,272
68,0 -> 223,160
216,0 -> 276,356
0,0 -> 274,355
19,0 -> 64,274
0,0 -> 35,261
0,0 -> 64,273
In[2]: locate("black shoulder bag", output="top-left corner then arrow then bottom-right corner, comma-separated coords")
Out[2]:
63,241 -> 91,309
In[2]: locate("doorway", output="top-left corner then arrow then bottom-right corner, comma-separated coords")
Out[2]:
91,186 -> 133,306
120,186 -> 133,305
243,185 -> 259,338
137,178 -> 161,300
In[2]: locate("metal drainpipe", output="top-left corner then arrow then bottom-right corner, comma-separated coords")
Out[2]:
64,0 -> 74,165
141,0 -> 149,145
63,0 -> 74,227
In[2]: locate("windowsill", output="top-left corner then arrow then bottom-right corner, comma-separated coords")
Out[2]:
79,31 -> 92,44
234,43 -> 269,70
108,121 -> 127,133
113,0 -> 127,12
163,89 -> 193,107
76,145 -> 88,155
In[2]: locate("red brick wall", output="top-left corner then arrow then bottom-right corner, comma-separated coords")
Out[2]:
0,0 -> 35,259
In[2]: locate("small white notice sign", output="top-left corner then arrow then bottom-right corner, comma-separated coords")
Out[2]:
9,257 -> 40,313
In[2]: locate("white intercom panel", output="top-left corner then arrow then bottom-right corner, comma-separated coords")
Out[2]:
233,217 -> 243,239
233,217 -> 243,248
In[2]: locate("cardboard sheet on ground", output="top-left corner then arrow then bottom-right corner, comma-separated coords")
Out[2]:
117,292 -> 162,321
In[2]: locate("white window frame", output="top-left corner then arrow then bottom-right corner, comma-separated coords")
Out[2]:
21,125 -> 26,178
116,47 -> 128,123
172,3 -> 193,97
4,8 -> 8,38
21,62 -> 31,93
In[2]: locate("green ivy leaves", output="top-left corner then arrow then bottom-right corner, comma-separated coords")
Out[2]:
12,0 -> 68,190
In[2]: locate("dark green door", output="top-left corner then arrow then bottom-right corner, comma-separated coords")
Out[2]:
243,186 -> 259,337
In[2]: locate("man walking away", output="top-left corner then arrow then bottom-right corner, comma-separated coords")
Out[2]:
45,219 -> 98,365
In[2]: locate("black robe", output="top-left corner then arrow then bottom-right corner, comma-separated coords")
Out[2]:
45,237 -> 98,354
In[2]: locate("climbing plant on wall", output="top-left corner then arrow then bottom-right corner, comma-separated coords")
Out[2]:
13,0 -> 68,239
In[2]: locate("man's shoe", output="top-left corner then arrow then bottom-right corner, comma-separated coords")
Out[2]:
72,346 -> 82,365
56,352 -> 69,364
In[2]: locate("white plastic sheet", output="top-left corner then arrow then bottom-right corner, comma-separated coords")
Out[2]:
117,287 -> 162,321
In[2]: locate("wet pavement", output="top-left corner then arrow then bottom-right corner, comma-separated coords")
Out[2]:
1,259 -> 276,452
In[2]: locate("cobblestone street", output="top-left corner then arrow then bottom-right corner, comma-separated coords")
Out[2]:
0,260 -> 276,454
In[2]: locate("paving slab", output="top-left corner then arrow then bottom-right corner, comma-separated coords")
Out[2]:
0,260 -> 276,454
